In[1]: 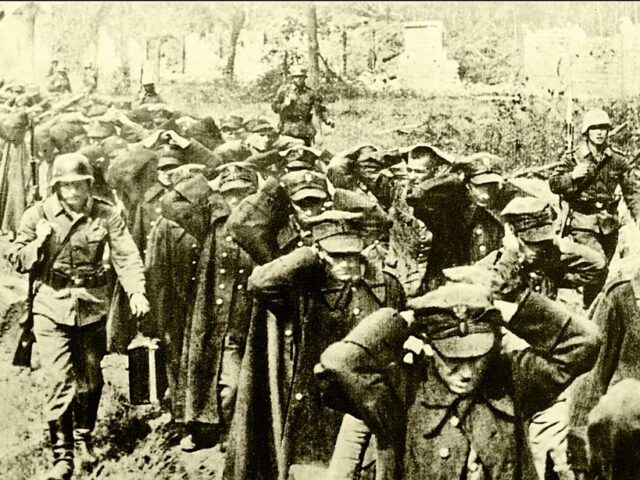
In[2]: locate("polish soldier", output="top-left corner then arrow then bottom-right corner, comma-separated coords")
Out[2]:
549,108 -> 640,306
497,196 -> 605,480
315,276 -> 601,480
219,115 -> 245,143
6,153 -> 149,480
271,65 -> 334,146
248,210 -> 405,477
407,153 -> 506,292
161,163 -> 258,451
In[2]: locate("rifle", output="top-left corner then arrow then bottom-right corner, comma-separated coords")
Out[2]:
33,93 -> 86,124
12,275 -> 36,368
558,89 -> 574,238
14,129 -> 40,368
28,120 -> 40,205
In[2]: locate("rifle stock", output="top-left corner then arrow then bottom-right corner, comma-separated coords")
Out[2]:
12,276 -> 35,368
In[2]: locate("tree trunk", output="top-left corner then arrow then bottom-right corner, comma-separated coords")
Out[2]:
224,6 -> 246,83
15,2 -> 38,78
342,26 -> 347,77
306,2 -> 320,88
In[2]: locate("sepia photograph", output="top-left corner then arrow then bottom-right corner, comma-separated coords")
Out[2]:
0,1 -> 638,479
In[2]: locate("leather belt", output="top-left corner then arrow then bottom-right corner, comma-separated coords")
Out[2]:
43,269 -> 110,290
571,199 -> 619,215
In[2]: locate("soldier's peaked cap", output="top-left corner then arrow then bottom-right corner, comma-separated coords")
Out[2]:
501,196 -> 557,242
244,118 -> 275,134
408,144 -> 456,164
462,152 -> 503,184
216,162 -> 258,192
220,115 -> 244,131
408,283 -> 500,358
307,210 -> 364,254
280,170 -> 328,202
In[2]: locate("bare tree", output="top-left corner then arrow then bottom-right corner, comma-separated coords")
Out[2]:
306,2 -> 320,87
224,5 -> 246,82
13,2 -> 39,77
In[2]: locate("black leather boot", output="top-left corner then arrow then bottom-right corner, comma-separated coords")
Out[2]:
73,390 -> 101,468
45,410 -> 74,480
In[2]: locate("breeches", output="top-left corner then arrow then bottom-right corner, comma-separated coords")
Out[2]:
569,229 -> 618,307
33,315 -> 106,424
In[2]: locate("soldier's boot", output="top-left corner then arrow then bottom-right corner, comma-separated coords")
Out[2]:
73,429 -> 97,469
44,411 -> 74,480
73,391 -> 101,469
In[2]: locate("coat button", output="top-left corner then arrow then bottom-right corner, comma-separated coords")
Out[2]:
285,329 -> 293,337
237,284 -> 243,290
295,392 -> 304,401
191,260 -> 197,265
479,245 -> 486,253
297,241 -> 304,247
216,298 -> 223,305
191,276 -> 196,281
155,207 -> 161,214
534,285 -> 541,291
191,243 -> 198,248
219,283 -> 225,289
353,308 -> 361,316
475,228 -> 483,235
238,269 -> 244,274
226,235 -> 233,242
222,252 -> 228,258
439,447 -> 450,459
469,462 -> 479,472
220,269 -> 226,274
449,416 -> 460,427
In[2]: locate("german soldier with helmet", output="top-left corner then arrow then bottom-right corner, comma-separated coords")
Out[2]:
6,153 -> 149,480
549,108 -> 640,307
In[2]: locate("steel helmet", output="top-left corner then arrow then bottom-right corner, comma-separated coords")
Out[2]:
50,153 -> 94,187
581,109 -> 612,135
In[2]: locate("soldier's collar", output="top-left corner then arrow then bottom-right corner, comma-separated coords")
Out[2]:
51,194 -> 94,219
579,141 -> 612,160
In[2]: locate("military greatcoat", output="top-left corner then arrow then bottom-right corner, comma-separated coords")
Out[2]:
248,246 -> 406,469
160,175 -> 256,426
317,292 -> 601,480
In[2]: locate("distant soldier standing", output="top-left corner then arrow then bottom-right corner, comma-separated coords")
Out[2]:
549,108 -> 640,306
6,153 -> 149,480
82,62 -> 98,95
271,65 -> 334,146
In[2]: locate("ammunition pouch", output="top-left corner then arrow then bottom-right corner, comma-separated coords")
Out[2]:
43,268 -> 110,290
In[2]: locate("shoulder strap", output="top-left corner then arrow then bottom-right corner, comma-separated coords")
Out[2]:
572,153 -> 615,197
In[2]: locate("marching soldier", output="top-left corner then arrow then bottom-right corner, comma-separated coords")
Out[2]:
315,272 -> 601,479
139,81 -> 163,105
160,163 -> 258,451
549,108 -> 640,306
6,153 -> 149,480
47,64 -> 72,95
493,197 -> 605,480
567,255 -> 640,478
82,62 -> 98,95
407,153 -> 506,292
271,65 -> 334,146
247,210 -> 405,477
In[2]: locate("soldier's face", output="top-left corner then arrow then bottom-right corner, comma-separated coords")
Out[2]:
467,182 -> 499,207
323,252 -> 364,282
587,126 -> 609,146
292,197 -> 326,220
407,157 -> 437,185
58,180 -> 91,212
432,349 -> 492,395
